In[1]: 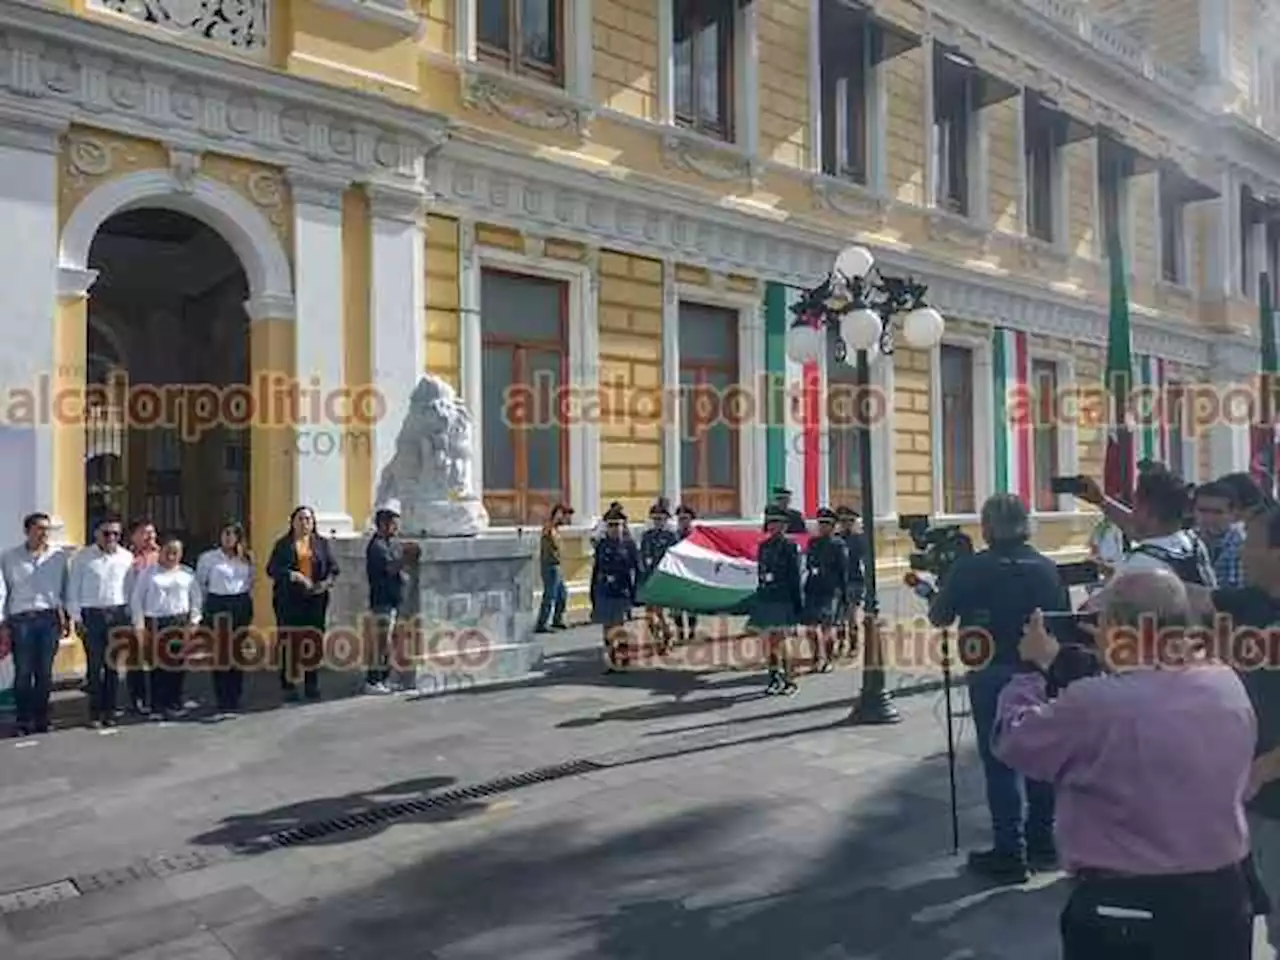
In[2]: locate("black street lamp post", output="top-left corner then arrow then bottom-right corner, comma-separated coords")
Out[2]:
785,245 -> 944,725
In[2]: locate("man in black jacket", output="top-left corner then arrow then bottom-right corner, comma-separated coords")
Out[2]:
365,502 -> 418,694
928,493 -> 1069,883
762,487 -> 807,534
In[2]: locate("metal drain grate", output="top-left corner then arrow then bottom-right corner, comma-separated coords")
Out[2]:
0,880 -> 81,915
235,758 -> 603,853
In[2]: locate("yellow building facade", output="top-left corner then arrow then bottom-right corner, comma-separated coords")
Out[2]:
0,0 -> 1276,640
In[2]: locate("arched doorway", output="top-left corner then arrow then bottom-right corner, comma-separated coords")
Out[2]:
84,208 -> 251,552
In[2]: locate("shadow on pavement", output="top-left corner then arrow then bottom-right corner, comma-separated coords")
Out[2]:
188,775 -> 489,850
224,753 -> 1069,959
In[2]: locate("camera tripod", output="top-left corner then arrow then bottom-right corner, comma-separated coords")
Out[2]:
939,625 -> 960,855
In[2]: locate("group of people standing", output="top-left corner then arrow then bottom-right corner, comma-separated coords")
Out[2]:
562,485 -> 866,683
0,503 -> 352,736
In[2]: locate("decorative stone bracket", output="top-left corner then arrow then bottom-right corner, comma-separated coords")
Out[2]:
810,176 -> 892,231
311,0 -> 425,35
660,130 -> 755,185
460,70 -> 593,138
926,208 -> 995,256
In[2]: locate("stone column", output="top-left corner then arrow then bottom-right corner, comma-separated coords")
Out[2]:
0,112 -> 69,542
368,182 -> 427,516
288,171 -> 354,536
246,303 -> 298,626
53,271 -> 94,547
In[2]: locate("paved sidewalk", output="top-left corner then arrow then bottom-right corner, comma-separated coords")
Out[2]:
1,615 -> 1269,959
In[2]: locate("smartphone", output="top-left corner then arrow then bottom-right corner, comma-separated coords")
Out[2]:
1050,475 -> 1088,496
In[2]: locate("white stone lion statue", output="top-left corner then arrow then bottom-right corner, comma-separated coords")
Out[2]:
372,375 -> 490,537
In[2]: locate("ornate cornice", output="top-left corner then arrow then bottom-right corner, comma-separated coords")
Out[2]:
0,3 -> 450,184
430,141 -> 1228,371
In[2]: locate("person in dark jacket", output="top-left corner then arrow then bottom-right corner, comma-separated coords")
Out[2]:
535,504 -> 573,634
364,501 -> 417,695
749,504 -> 803,695
673,504 -> 698,643
266,505 -> 339,703
592,505 -> 640,671
835,506 -> 866,659
928,493 -> 1069,883
639,498 -> 678,653
761,487 -> 807,535
803,507 -> 847,673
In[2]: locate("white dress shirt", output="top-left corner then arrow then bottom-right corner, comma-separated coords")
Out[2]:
0,544 -> 68,622
67,544 -> 135,621
130,564 -> 202,628
195,549 -> 254,596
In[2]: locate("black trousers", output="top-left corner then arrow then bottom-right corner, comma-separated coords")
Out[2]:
81,605 -> 130,719
204,593 -> 253,711
146,615 -> 191,713
1061,864 -> 1253,959
276,596 -> 326,697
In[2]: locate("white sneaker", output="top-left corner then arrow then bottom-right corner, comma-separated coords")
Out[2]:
364,682 -> 392,695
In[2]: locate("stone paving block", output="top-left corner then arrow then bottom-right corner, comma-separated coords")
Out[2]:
114,932 -> 238,960
5,878 -> 178,941
8,902 -> 203,960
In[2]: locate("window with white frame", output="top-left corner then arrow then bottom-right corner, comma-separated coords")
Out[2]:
679,301 -> 741,517
480,268 -> 570,525
674,0 -> 736,141
1024,93 -> 1062,244
819,0 -> 871,184
1159,182 -> 1187,285
1098,135 -> 1134,257
939,344 -> 977,514
477,0 -> 564,84
933,47 -> 974,216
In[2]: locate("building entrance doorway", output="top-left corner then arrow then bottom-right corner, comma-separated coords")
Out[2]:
84,208 -> 251,553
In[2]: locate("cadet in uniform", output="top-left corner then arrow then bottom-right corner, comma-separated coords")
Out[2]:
762,487 -> 808,535
836,506 -> 866,658
639,498 -> 678,653
591,505 -> 640,671
673,505 -> 698,644
749,504 -> 803,694
803,507 -> 847,672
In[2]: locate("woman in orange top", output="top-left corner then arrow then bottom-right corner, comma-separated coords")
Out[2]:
265,505 -> 339,702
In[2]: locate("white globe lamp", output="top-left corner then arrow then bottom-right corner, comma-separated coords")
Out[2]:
833,245 -> 875,281
785,323 -> 823,364
840,307 -> 882,353
901,306 -> 946,349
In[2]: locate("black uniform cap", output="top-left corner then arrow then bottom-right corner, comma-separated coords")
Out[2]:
771,486 -> 792,498
835,506 -> 859,521
764,504 -> 790,522
650,498 -> 672,518
604,505 -> 628,523
676,504 -> 697,519
816,507 -> 838,522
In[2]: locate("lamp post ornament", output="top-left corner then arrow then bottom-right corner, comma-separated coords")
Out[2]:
784,245 -> 945,725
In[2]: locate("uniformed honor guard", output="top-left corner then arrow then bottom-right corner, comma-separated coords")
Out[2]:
762,487 -> 808,535
749,504 -> 803,694
673,505 -> 699,644
591,505 -> 640,671
803,507 -> 847,672
836,506 -> 866,658
639,498 -> 678,653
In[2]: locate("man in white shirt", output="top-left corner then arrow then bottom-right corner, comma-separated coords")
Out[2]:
1,513 -> 69,735
68,515 -> 134,727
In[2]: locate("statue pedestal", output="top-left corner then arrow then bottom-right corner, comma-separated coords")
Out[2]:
329,533 -> 541,696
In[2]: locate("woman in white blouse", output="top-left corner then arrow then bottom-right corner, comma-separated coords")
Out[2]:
195,522 -> 255,716
130,536 -> 202,720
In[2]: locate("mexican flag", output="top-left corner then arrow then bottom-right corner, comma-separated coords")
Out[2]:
1251,273 -> 1278,498
638,526 -> 810,614
1103,230 -> 1135,504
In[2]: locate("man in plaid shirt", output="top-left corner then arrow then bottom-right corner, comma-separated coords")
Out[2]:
1194,480 -> 1245,589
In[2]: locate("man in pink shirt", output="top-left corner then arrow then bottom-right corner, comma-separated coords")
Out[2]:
994,567 -> 1256,959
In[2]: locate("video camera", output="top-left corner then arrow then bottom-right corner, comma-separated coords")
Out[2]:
899,514 -> 974,580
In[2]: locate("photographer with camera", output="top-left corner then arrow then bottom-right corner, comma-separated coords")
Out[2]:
926,493 -> 1069,883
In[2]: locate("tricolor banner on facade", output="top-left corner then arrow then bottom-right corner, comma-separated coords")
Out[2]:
764,282 -> 821,515
638,526 -> 810,613
992,327 -> 1032,506
1136,354 -> 1169,465
1251,275 -> 1279,497
1103,230 -> 1135,504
